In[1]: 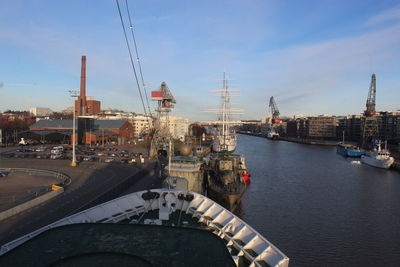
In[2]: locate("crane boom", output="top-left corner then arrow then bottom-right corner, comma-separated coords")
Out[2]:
364,74 -> 376,116
268,96 -> 281,124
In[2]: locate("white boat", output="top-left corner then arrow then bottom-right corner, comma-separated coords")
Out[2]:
361,141 -> 394,169
267,130 -> 279,140
0,188 -> 289,267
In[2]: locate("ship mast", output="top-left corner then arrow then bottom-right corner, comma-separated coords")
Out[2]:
221,72 -> 230,147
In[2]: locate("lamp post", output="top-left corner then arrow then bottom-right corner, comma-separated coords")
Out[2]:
69,90 -> 79,167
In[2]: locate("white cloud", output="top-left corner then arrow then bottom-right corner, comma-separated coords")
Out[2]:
364,5 -> 400,26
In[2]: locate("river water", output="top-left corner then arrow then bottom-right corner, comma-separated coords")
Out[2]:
235,134 -> 400,267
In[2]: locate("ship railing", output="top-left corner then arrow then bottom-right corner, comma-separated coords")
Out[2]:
0,167 -> 71,186
183,191 -> 289,267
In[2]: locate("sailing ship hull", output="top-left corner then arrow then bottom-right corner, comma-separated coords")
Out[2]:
361,155 -> 394,169
212,135 -> 237,152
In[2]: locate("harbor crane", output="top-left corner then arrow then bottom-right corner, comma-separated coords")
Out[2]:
267,96 -> 282,139
150,81 -> 176,158
364,74 -> 377,117
361,74 -> 379,148
269,96 -> 281,125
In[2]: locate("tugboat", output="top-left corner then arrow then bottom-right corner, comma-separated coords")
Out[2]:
206,151 -> 249,211
361,140 -> 394,169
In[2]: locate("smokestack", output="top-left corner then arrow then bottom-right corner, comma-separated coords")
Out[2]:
80,55 -> 87,115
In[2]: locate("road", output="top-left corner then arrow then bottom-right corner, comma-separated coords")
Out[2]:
0,157 -> 163,246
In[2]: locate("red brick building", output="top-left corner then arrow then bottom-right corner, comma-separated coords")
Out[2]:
28,119 -> 133,145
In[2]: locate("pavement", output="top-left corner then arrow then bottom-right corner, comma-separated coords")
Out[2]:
0,155 -> 164,246
0,172 -> 59,212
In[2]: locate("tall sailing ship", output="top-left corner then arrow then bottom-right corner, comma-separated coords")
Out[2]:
210,73 -> 240,153
206,73 -> 249,211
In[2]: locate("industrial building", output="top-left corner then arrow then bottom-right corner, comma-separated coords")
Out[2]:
25,119 -> 134,145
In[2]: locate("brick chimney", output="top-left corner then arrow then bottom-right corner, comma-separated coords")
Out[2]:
80,55 -> 87,116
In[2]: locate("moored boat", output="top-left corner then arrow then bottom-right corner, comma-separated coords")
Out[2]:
163,155 -> 207,194
267,130 -> 279,140
337,143 -> 365,157
361,141 -> 394,169
206,152 -> 248,211
336,131 -> 365,157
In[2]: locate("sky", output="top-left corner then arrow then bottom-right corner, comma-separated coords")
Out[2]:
0,0 -> 399,121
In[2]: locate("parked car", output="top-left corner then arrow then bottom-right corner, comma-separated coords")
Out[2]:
83,156 -> 97,162
50,153 -> 64,160
104,157 -> 114,163
120,158 -> 129,164
0,172 -> 9,177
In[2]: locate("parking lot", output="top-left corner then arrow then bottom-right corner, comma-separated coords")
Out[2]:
0,144 -> 149,165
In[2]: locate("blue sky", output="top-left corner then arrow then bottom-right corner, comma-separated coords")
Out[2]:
0,0 -> 399,121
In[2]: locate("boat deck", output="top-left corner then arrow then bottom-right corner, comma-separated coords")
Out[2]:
0,223 -> 236,267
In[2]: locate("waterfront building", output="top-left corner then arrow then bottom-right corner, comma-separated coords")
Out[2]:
286,115 -> 337,140
162,116 -> 190,141
286,119 -> 300,138
29,107 -> 53,117
378,111 -> 400,142
130,114 -> 152,138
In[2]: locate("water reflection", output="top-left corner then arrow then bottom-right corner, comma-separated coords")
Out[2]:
236,134 -> 400,266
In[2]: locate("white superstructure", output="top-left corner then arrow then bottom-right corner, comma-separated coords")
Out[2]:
361,141 -> 394,169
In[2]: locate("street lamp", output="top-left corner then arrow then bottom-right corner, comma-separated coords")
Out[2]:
69,90 -> 79,167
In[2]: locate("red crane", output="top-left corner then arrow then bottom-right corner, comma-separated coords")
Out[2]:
269,96 -> 281,124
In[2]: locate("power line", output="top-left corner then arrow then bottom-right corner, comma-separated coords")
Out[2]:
124,0 -> 152,115
115,0 -> 147,116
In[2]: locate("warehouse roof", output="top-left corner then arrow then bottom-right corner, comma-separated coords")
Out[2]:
30,119 -> 128,130
31,120 -> 72,129
94,120 -> 128,129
